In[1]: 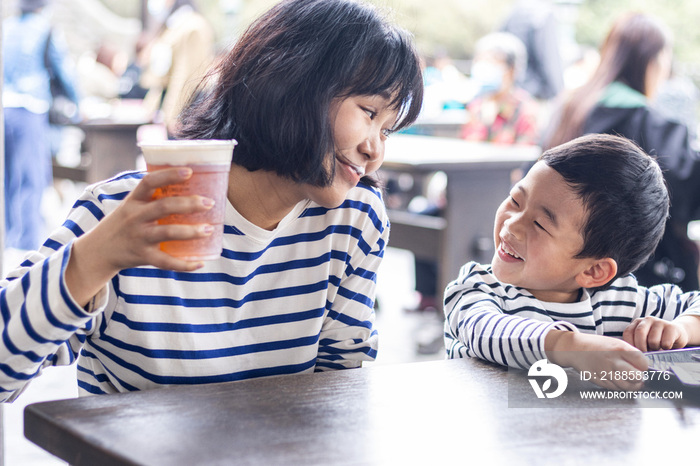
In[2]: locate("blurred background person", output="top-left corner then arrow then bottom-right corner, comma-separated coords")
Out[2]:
462,32 -> 539,145
2,0 -> 80,251
544,12 -> 700,291
654,62 -> 700,138
138,0 -> 215,137
500,0 -> 565,102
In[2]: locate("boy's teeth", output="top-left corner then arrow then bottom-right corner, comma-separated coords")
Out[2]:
503,244 -> 521,259
355,166 -> 365,176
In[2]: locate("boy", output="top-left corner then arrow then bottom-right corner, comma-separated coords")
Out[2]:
444,134 -> 700,391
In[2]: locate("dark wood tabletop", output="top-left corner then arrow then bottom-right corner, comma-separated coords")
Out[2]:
24,357 -> 700,465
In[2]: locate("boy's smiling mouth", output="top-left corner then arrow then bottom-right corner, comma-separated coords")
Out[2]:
498,240 -> 524,262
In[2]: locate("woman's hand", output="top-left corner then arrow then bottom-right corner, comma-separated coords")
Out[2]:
65,167 -> 215,307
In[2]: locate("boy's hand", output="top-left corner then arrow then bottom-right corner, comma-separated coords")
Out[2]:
546,330 -> 648,391
622,316 -> 689,352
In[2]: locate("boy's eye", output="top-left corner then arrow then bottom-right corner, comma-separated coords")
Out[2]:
534,221 -> 548,233
363,107 -> 377,119
381,128 -> 393,138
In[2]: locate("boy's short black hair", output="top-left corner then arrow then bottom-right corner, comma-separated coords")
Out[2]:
177,0 -> 424,187
540,133 -> 669,287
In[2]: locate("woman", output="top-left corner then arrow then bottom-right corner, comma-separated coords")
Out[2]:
0,0 -> 423,402
545,12 -> 700,291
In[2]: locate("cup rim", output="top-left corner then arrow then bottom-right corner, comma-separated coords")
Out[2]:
139,139 -> 237,165
138,139 -> 237,149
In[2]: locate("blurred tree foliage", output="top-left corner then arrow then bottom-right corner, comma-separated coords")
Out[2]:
97,0 -> 700,75
576,0 -> 700,76
98,0 -> 141,18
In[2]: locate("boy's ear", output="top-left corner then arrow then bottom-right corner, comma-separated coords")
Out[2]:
576,258 -> 618,289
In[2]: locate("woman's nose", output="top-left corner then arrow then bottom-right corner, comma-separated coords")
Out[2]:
360,133 -> 384,162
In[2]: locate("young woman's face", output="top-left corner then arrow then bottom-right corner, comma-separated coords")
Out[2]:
492,162 -> 598,303
304,94 -> 399,208
645,46 -> 673,100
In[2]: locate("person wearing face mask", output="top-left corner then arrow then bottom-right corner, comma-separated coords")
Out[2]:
462,32 -> 540,145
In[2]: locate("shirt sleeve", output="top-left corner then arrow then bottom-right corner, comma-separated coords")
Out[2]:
443,262 -> 577,370
314,192 -> 385,371
637,283 -> 700,320
0,184 -> 113,402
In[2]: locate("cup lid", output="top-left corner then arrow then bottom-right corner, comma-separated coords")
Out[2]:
139,139 -> 237,165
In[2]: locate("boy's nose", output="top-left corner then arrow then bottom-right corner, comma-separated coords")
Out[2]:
503,214 -> 524,238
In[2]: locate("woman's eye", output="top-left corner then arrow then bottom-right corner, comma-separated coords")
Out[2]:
509,196 -> 519,207
534,221 -> 547,232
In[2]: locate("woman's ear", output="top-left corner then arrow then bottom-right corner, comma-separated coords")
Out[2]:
576,258 -> 618,289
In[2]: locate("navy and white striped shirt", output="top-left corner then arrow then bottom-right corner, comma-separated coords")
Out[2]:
0,172 -> 386,402
444,262 -> 700,370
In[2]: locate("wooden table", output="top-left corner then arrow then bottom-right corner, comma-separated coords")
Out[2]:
24,358 -> 700,465
381,134 -> 541,294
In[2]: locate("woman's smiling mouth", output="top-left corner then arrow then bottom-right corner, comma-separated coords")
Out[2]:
336,155 -> 365,178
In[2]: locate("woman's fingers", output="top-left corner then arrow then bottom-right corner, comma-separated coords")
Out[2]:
130,167 -> 193,201
143,223 -> 214,244
138,195 -> 215,224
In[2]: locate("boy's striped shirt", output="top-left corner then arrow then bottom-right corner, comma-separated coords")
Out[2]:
444,262 -> 700,369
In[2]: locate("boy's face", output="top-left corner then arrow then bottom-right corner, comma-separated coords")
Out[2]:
492,161 -> 597,303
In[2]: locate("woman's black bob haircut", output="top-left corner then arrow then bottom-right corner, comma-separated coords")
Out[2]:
540,133 -> 669,289
177,0 -> 424,187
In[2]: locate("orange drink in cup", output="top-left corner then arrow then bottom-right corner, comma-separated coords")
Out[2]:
138,139 -> 237,260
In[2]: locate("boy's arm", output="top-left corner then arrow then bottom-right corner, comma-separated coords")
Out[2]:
622,314 -> 700,352
676,314 -> 700,344
444,263 -> 578,369
545,330 -> 648,391
622,285 -> 700,352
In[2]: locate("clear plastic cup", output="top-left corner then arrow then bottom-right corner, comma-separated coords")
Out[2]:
138,139 -> 237,260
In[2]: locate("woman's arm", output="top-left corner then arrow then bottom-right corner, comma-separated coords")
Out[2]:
65,167 -> 210,307
0,168 -> 213,401
315,189 -> 386,370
